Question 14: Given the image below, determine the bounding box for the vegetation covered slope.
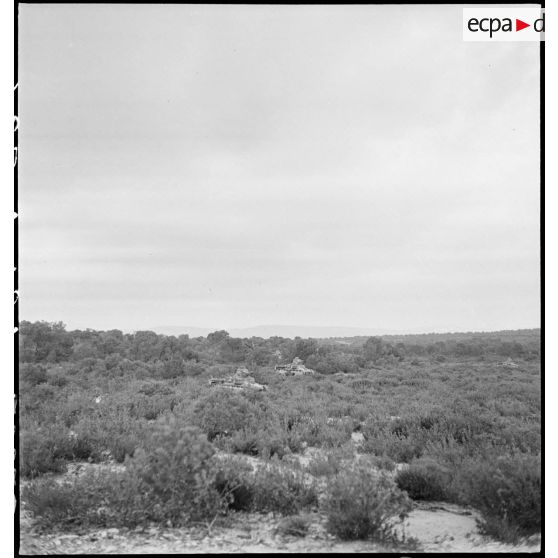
[18,321,541,543]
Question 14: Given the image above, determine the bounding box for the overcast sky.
[19,4,540,334]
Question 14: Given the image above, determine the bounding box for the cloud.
[19,5,540,332]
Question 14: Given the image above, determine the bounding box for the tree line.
[19,321,540,378]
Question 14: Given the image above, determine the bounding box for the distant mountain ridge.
[150,324,405,339]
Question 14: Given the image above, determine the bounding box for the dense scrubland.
[19,321,541,546]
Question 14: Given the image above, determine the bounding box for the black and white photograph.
[15,3,543,554]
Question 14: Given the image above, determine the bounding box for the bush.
[47,370,69,387]
[275,515,311,537]
[69,432,96,460]
[361,434,424,463]
[22,465,148,528]
[257,434,292,459]
[288,417,352,450]
[191,390,266,441]
[137,381,174,396]
[456,454,541,541]
[184,360,206,377]
[107,434,138,463]
[322,464,412,542]
[219,427,291,459]
[318,425,353,448]
[214,457,318,515]
[20,427,73,478]
[367,455,397,472]
[124,418,226,524]
[22,477,99,526]
[223,430,260,456]
[20,363,48,386]
[128,393,177,420]
[249,464,318,514]
[213,456,255,511]
[395,458,451,501]
[23,418,228,528]
[306,451,344,478]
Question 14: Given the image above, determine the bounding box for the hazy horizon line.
[19,318,541,338]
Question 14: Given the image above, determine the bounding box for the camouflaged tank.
[274,357,316,376]
[208,366,267,391]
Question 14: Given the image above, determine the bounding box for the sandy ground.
[18,457,541,554]
[18,506,541,554]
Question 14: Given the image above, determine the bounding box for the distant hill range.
[150,324,406,339]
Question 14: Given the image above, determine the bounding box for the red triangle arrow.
[516,19,530,31]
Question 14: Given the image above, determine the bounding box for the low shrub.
[367,455,397,472]
[361,434,424,463]
[23,418,228,528]
[213,456,255,511]
[22,477,100,526]
[191,390,267,441]
[322,464,412,542]
[124,418,226,524]
[183,360,206,377]
[214,426,294,459]
[107,434,138,463]
[395,458,451,501]
[231,429,292,459]
[214,457,317,515]
[69,432,96,460]
[247,464,318,515]
[319,425,353,448]
[47,371,69,388]
[290,419,352,450]
[137,381,174,396]
[20,415,139,478]
[20,427,73,478]
[285,432,306,454]
[69,416,133,463]
[128,393,178,420]
[222,431,260,456]
[455,454,541,541]
[306,452,344,478]
[275,514,311,537]
[20,363,48,387]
